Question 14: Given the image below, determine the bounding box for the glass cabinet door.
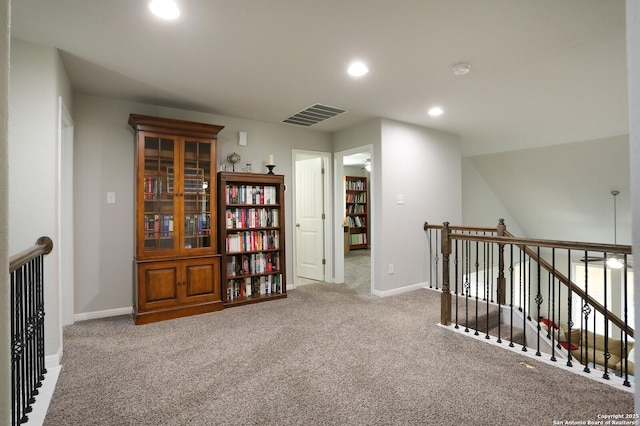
[142,135,176,253]
[182,139,212,251]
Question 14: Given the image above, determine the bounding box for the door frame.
[334,145,374,292]
[291,149,333,286]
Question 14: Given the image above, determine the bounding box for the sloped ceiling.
[470,135,631,244]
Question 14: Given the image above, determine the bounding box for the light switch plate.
[107,192,116,204]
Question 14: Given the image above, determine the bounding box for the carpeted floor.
[344,248,370,294]
[44,271,633,425]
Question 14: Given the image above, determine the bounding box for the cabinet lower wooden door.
[183,258,220,303]
[134,256,222,324]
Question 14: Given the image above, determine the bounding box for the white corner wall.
[9,39,73,360]
[626,0,640,415]
[72,94,332,316]
[379,119,461,292]
[333,118,462,293]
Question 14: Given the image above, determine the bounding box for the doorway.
[335,146,373,294]
[293,150,332,286]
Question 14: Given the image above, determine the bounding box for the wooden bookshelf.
[130,114,224,324]
[345,176,368,250]
[218,172,287,307]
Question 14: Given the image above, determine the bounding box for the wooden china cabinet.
[129,114,224,324]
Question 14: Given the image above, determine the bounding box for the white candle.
[267,154,274,165]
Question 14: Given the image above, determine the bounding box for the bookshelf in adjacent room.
[345,175,368,250]
[218,172,287,307]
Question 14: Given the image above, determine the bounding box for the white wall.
[9,39,73,359]
[0,0,10,421]
[462,158,525,236]
[379,119,461,292]
[72,94,332,315]
[626,0,640,415]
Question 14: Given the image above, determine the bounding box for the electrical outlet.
[389,263,394,274]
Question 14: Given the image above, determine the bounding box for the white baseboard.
[74,306,133,322]
[371,281,429,297]
[29,364,62,426]
[45,347,62,369]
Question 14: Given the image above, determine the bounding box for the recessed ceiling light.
[428,106,444,117]
[452,63,471,76]
[347,61,369,77]
[149,0,180,20]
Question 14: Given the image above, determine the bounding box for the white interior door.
[295,157,325,281]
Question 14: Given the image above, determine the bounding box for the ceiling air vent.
[282,103,347,127]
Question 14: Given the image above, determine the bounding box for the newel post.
[441,221,452,325]
[496,218,506,305]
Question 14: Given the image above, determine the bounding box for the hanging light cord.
[611,190,619,244]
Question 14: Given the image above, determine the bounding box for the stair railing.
[425,220,634,387]
[9,237,53,425]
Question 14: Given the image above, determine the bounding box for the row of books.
[225,208,279,229]
[144,214,173,238]
[225,184,278,205]
[227,252,280,276]
[346,216,366,228]
[226,274,283,300]
[346,204,366,214]
[346,193,366,203]
[346,180,366,191]
[143,214,211,239]
[350,233,367,245]
[144,175,208,197]
[144,176,165,199]
[225,230,279,253]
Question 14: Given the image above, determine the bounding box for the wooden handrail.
[446,233,632,255]
[424,221,498,233]
[9,236,54,273]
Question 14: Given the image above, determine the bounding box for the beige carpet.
[44,282,632,425]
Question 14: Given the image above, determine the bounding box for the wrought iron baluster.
[474,240,479,336]
[550,248,556,362]
[528,255,532,321]
[428,228,433,289]
[454,239,459,329]
[535,247,543,357]
[622,255,630,386]
[583,252,591,373]
[521,246,528,352]
[602,253,610,380]
[484,241,490,339]
[464,240,470,333]
[566,249,574,367]
[435,230,440,290]
[509,244,514,347]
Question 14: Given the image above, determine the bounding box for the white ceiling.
[10,0,628,157]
